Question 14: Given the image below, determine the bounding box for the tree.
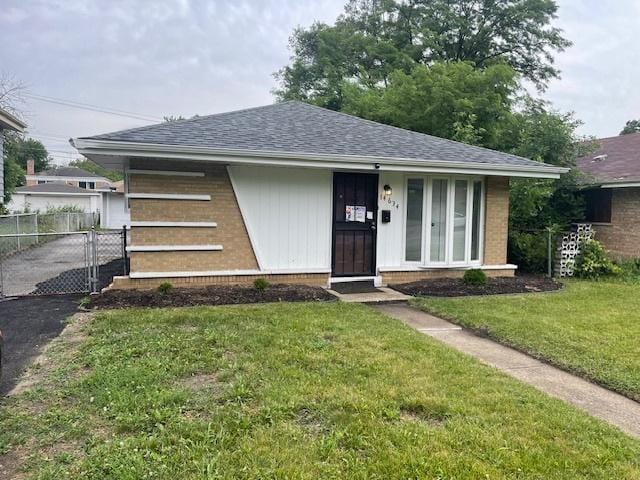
[275,0,570,108]
[163,115,186,122]
[3,134,52,206]
[341,61,518,149]
[620,119,640,135]
[502,99,596,271]
[69,158,123,182]
[3,134,50,173]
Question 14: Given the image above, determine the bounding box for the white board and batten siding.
[228,166,332,271]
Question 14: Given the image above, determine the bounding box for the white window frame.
[403,175,485,268]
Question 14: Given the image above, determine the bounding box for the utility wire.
[23,93,162,122]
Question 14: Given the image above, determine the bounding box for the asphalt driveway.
[0,295,79,395]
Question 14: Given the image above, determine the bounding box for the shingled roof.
[78,101,559,172]
[36,167,103,178]
[577,133,640,186]
[15,183,100,195]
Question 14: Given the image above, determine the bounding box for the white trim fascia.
[127,169,205,177]
[128,267,332,279]
[72,138,567,179]
[18,191,101,197]
[127,193,211,201]
[601,182,640,188]
[26,175,110,183]
[378,264,517,272]
[130,221,217,228]
[127,244,223,252]
[0,110,27,131]
[226,166,265,270]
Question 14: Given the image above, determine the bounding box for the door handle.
[371,223,376,231]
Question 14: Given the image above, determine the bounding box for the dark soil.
[0,295,80,395]
[32,258,127,295]
[90,284,337,309]
[390,274,561,297]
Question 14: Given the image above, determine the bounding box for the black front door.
[332,172,378,276]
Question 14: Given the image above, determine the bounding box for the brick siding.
[593,187,640,260]
[381,268,515,285]
[483,176,510,265]
[128,159,258,273]
[110,273,330,290]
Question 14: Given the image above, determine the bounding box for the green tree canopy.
[4,133,50,173]
[276,0,570,108]
[620,119,640,135]
[69,158,123,182]
[341,61,518,148]
[2,134,51,207]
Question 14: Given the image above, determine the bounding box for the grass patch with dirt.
[413,279,640,401]
[1,302,640,478]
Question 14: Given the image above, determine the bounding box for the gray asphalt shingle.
[82,101,553,170]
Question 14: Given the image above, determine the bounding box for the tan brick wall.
[483,176,510,265]
[381,268,515,285]
[128,159,258,273]
[593,187,640,260]
[110,273,330,290]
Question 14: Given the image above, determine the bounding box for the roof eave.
[71,138,568,179]
[0,109,27,132]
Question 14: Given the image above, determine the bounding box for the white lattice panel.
[558,224,594,277]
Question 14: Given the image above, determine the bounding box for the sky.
[1,0,638,165]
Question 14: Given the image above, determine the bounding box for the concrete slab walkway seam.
[374,303,640,439]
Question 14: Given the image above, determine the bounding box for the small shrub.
[463,269,487,286]
[574,239,621,279]
[78,296,91,309]
[157,282,173,294]
[612,258,640,282]
[253,278,269,292]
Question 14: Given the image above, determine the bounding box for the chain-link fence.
[0,228,125,297]
[0,212,99,258]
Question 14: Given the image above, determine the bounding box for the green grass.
[413,280,640,401]
[1,302,640,479]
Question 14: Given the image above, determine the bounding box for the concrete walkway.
[327,286,411,303]
[375,303,640,439]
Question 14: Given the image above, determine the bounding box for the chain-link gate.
[0,229,126,297]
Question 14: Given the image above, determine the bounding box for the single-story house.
[100,180,129,230]
[71,101,566,289]
[9,164,130,230]
[577,132,640,259]
[9,183,103,213]
[0,108,27,202]
[25,164,111,190]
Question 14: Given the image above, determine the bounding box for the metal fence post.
[67,212,71,232]
[122,225,129,275]
[16,215,20,251]
[547,228,553,278]
[90,227,99,293]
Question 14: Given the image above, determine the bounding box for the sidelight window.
[405,179,424,261]
[404,177,484,266]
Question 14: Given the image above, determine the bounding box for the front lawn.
[1,302,639,478]
[414,280,640,401]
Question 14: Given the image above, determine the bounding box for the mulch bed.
[90,284,337,309]
[390,274,561,297]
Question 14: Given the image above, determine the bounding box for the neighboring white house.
[9,183,102,213]
[8,165,130,229]
[0,107,27,202]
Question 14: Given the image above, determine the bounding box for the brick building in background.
[578,133,640,260]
